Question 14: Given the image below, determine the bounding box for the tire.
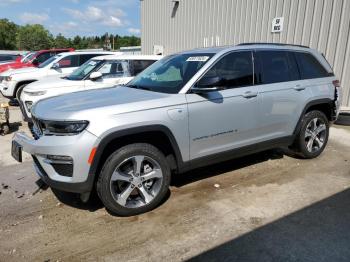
[292,110,329,159]
[97,143,171,216]
[15,84,27,102]
[335,112,350,126]
[1,123,10,135]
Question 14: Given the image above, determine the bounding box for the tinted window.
[295,52,330,79]
[97,60,130,78]
[36,52,51,64]
[79,54,100,65]
[57,55,79,68]
[258,51,299,84]
[131,60,157,76]
[203,51,254,88]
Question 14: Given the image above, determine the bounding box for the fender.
[293,98,335,135]
[88,125,186,180]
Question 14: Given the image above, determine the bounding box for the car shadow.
[171,148,285,187]
[187,188,350,262]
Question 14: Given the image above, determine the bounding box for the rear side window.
[131,60,157,76]
[204,51,254,88]
[79,54,100,65]
[58,55,79,68]
[294,52,330,79]
[257,51,299,84]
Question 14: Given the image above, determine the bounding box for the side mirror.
[51,63,59,70]
[89,71,102,80]
[192,76,223,93]
[32,58,39,66]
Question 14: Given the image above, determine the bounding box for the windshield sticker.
[186,56,210,62]
[150,73,157,81]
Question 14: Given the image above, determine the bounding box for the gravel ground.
[0,96,350,262]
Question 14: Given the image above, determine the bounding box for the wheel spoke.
[142,168,162,181]
[315,124,326,135]
[305,129,313,138]
[312,118,318,131]
[307,138,314,152]
[117,184,134,206]
[314,136,324,148]
[111,170,130,182]
[132,155,144,176]
[138,185,153,204]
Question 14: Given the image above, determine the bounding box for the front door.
[186,51,261,160]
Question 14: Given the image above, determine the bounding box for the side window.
[36,52,51,64]
[203,51,254,88]
[131,60,157,76]
[258,51,299,84]
[58,55,79,68]
[79,54,98,65]
[295,52,330,79]
[97,60,130,78]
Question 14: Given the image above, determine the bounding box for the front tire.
[293,110,329,159]
[97,143,171,216]
[15,84,27,102]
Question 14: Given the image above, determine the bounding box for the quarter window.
[294,52,330,79]
[258,51,299,84]
[203,51,254,88]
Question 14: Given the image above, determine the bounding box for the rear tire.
[292,110,329,159]
[97,143,171,216]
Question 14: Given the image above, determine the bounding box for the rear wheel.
[97,143,171,216]
[292,110,329,159]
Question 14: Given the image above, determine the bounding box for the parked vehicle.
[0,54,21,63]
[0,48,74,73]
[0,51,115,100]
[12,44,341,216]
[20,55,162,121]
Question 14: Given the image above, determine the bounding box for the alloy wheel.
[304,117,327,153]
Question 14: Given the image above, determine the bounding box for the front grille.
[31,116,43,139]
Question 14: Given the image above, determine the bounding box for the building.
[141,0,350,108]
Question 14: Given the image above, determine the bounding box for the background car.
[0,48,74,73]
[0,51,116,100]
[20,54,162,121]
[0,53,22,63]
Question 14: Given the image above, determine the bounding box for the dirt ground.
[1,97,350,262]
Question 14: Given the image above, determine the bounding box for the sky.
[0,0,141,37]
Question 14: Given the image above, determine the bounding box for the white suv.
[20,55,162,121]
[0,51,116,100]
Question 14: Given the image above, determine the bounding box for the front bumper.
[12,131,100,193]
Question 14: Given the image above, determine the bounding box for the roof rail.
[238,42,310,48]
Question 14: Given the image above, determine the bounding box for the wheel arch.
[88,125,185,188]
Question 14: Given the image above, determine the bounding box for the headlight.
[23,90,46,96]
[40,120,89,135]
[4,76,12,81]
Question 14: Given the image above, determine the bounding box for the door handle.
[242,91,258,98]
[294,85,305,91]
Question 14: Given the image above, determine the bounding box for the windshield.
[66,59,103,81]
[126,53,214,94]
[21,52,36,63]
[38,55,59,68]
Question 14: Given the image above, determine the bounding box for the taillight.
[332,80,340,88]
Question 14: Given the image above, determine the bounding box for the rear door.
[255,50,306,140]
[186,50,261,160]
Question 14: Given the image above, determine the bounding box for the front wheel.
[97,143,171,216]
[15,84,27,102]
[292,110,329,159]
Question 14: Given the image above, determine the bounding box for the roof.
[57,51,117,57]
[93,54,163,61]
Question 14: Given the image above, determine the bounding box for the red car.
[0,48,74,73]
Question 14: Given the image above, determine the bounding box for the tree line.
[0,19,141,51]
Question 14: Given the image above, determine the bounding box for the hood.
[32,86,172,120]
[24,76,74,91]
[6,67,40,76]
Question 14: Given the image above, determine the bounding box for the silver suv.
[12,44,341,216]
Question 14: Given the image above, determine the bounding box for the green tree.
[54,33,70,48]
[0,19,18,50]
[16,24,53,50]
